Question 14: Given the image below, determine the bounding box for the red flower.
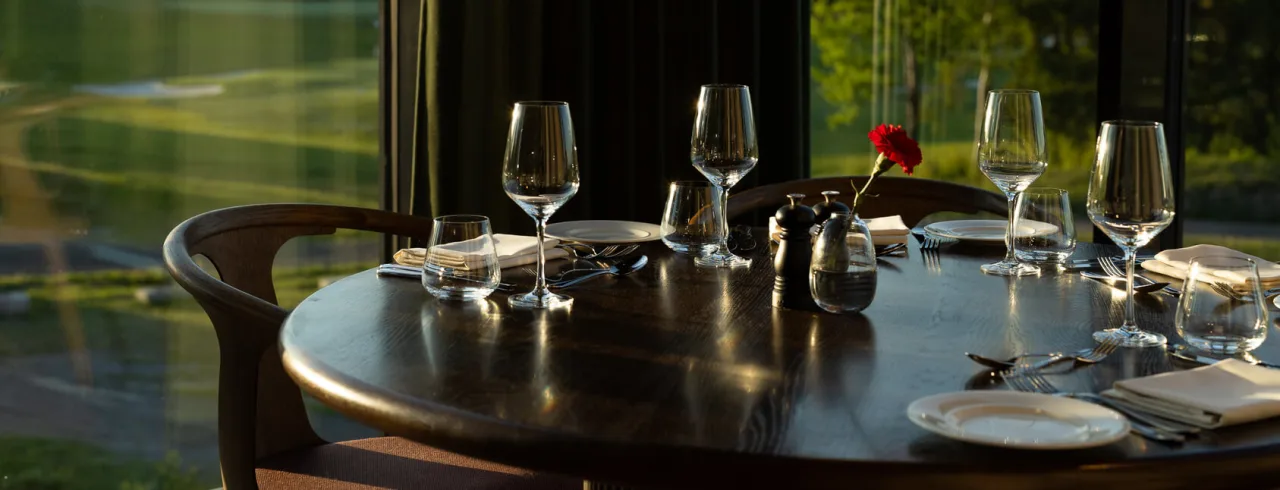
[867,124,923,175]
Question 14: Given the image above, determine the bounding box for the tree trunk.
[904,36,919,137]
[972,6,993,161]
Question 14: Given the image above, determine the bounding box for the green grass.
[0,437,202,490]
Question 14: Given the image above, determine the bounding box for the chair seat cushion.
[256,436,580,489]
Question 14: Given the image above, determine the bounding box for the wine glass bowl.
[1087,120,1176,347]
[502,101,580,309]
[691,84,759,268]
[977,89,1048,277]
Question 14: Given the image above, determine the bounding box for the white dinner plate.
[545,220,663,243]
[924,219,1058,243]
[906,391,1129,450]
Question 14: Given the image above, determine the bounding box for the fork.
[1099,256,1181,296]
[1001,363,1187,442]
[1019,337,1121,372]
[556,243,638,260]
[527,244,642,279]
[911,227,955,250]
[1208,281,1255,302]
[1006,364,1195,439]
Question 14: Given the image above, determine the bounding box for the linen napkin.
[768,215,911,246]
[1102,359,1280,428]
[394,234,570,270]
[1140,244,1280,289]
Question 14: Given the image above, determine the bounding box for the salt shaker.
[773,193,818,310]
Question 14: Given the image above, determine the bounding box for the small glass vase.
[810,212,877,314]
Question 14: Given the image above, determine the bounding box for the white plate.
[906,391,1129,450]
[924,219,1059,243]
[545,220,663,243]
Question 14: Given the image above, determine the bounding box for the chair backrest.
[162,204,434,490]
[726,176,1007,226]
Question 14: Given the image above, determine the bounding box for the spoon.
[1079,271,1170,294]
[550,255,649,289]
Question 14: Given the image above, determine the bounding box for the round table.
[280,236,1280,489]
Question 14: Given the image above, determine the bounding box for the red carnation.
[867,124,923,175]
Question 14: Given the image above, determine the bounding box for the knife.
[1166,344,1280,369]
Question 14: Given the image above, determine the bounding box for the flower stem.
[851,153,888,215]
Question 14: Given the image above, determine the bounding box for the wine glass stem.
[1121,248,1138,332]
[715,183,731,255]
[534,216,549,293]
[1003,193,1019,263]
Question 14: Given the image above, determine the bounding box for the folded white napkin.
[1140,244,1280,288]
[768,215,910,246]
[1102,359,1280,428]
[394,234,570,270]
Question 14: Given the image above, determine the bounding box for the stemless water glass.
[1014,187,1076,264]
[691,84,759,268]
[978,89,1048,277]
[421,215,500,301]
[502,101,580,309]
[661,180,721,255]
[1175,256,1268,354]
[1088,120,1176,347]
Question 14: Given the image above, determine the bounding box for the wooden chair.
[163,204,578,490]
[726,176,1007,226]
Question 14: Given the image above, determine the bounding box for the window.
[0,0,380,486]
[1182,0,1280,258]
[810,0,1098,230]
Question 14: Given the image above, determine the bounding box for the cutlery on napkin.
[1102,359,1280,428]
[769,215,911,246]
[1140,244,1280,290]
[394,234,571,270]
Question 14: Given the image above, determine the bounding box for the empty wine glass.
[1088,120,1176,347]
[978,89,1048,277]
[502,101,580,309]
[691,84,758,268]
[1176,256,1267,354]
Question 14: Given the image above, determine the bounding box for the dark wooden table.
[280,236,1280,489]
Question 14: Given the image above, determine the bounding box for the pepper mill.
[773,193,818,310]
[811,190,850,225]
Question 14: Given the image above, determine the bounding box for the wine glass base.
[509,290,573,309]
[980,260,1041,277]
[694,252,752,268]
[1093,328,1166,348]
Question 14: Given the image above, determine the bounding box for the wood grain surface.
[280,234,1280,489]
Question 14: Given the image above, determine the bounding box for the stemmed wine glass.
[978,89,1048,277]
[502,101,580,309]
[691,84,759,268]
[1088,120,1175,347]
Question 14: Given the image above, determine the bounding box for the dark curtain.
[404,0,810,233]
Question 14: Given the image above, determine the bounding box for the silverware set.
[379,242,648,290]
[1095,256,1181,296]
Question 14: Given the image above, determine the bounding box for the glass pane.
[810,0,1098,228]
[0,0,380,486]
[1184,0,1280,258]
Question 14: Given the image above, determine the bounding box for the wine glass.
[977,89,1048,277]
[502,101,580,309]
[1088,120,1176,347]
[691,84,758,268]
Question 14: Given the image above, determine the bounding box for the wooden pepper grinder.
[773,193,818,310]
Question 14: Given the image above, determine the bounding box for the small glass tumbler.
[421,215,501,301]
[1175,256,1268,354]
[660,181,721,255]
[1014,187,1075,264]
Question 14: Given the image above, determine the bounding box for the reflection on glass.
[0,1,380,485]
